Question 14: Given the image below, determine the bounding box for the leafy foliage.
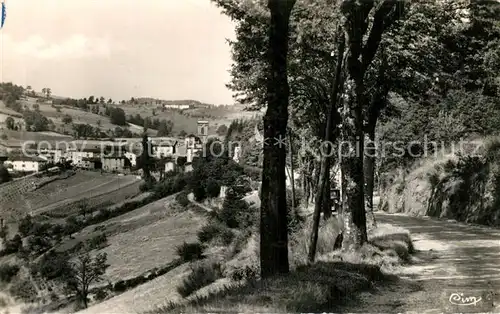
[176,242,205,262]
[0,264,20,283]
[177,260,223,297]
[64,252,109,308]
[109,107,127,126]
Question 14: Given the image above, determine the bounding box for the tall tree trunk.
[338,0,407,249]
[340,6,369,249]
[322,169,332,220]
[364,127,377,229]
[260,0,296,278]
[307,28,345,263]
[340,80,367,250]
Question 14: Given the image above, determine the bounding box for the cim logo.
[443,289,495,313]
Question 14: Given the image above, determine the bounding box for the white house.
[38,148,65,164]
[165,160,175,173]
[153,140,177,159]
[68,147,102,166]
[5,156,47,172]
[185,135,202,163]
[163,104,192,110]
[124,152,138,167]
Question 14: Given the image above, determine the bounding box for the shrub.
[172,174,188,191]
[86,233,108,250]
[197,224,224,243]
[220,228,235,245]
[176,260,223,297]
[176,242,204,262]
[175,191,190,207]
[2,234,23,255]
[113,280,127,292]
[18,215,34,237]
[229,265,258,281]
[9,279,37,302]
[64,216,82,235]
[32,251,70,280]
[192,184,207,202]
[205,178,221,198]
[218,186,256,229]
[139,180,155,192]
[0,264,20,283]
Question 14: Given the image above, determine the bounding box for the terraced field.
[0,172,141,217]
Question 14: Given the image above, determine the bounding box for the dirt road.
[349,212,500,313]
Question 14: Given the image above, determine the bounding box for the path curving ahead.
[349,212,500,313]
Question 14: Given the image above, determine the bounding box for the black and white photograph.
[0,0,499,313]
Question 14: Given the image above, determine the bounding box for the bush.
[192,184,207,202]
[229,265,258,281]
[205,178,221,198]
[1,234,23,255]
[218,186,256,229]
[176,260,223,297]
[94,286,110,301]
[220,228,235,245]
[113,280,127,292]
[18,215,34,237]
[9,279,37,302]
[32,251,70,280]
[176,242,204,262]
[175,191,190,207]
[139,180,155,192]
[197,224,224,243]
[172,174,188,191]
[0,264,20,283]
[86,233,108,250]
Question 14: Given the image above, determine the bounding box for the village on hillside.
[0,119,241,176]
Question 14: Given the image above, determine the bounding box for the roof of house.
[103,155,126,159]
[154,140,178,147]
[79,148,103,153]
[7,155,47,162]
[82,157,101,162]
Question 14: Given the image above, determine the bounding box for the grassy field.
[0,100,23,117]
[0,129,72,142]
[54,194,206,283]
[37,103,118,132]
[0,172,140,216]
[76,264,191,314]
[2,96,260,138]
[119,103,258,135]
[73,212,414,314]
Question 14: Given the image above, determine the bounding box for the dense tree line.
[214,0,500,277]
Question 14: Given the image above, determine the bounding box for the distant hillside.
[2,81,261,138]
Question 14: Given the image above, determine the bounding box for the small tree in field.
[64,251,109,309]
[77,199,91,218]
[62,114,73,124]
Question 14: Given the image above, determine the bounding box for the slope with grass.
[0,171,140,218]
[120,103,258,135]
[0,129,72,142]
[37,103,117,132]
[54,194,207,282]
[74,203,414,314]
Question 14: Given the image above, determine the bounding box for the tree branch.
[362,0,406,73]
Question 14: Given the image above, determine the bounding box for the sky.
[0,0,236,105]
